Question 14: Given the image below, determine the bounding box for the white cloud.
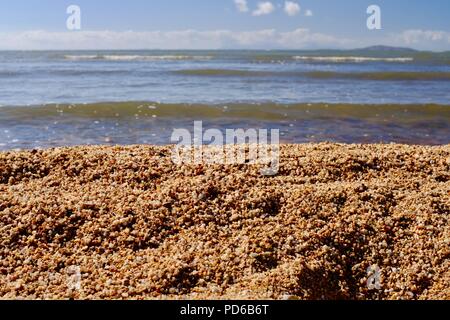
[252,2,275,16]
[305,10,313,17]
[278,28,352,47]
[396,29,450,44]
[382,29,450,51]
[284,1,300,17]
[234,0,249,13]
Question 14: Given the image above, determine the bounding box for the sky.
[0,0,449,50]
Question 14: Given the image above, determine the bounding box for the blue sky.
[0,0,449,50]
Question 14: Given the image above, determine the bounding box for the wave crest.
[64,55,213,61]
[293,56,414,63]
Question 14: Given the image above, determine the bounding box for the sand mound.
[0,144,449,300]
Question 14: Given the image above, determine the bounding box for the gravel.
[0,143,448,300]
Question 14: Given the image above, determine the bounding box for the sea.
[0,49,449,150]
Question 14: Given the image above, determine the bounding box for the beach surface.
[0,143,449,300]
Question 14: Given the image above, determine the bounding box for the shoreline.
[1,102,449,150]
[0,143,449,299]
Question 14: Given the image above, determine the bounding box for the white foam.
[64,55,99,60]
[293,56,414,63]
[64,55,213,61]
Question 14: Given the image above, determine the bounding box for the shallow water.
[0,50,449,149]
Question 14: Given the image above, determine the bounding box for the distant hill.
[361,45,418,52]
[296,45,420,56]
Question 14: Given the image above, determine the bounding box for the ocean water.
[0,50,449,150]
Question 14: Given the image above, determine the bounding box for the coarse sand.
[0,143,449,300]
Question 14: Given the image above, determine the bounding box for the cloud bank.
[0,29,448,51]
[382,29,450,51]
[395,29,450,45]
[0,29,350,50]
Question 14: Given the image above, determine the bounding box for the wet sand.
[0,143,449,300]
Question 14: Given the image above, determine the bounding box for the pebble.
[0,143,448,300]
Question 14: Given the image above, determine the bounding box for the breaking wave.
[64,55,213,61]
[293,56,414,63]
